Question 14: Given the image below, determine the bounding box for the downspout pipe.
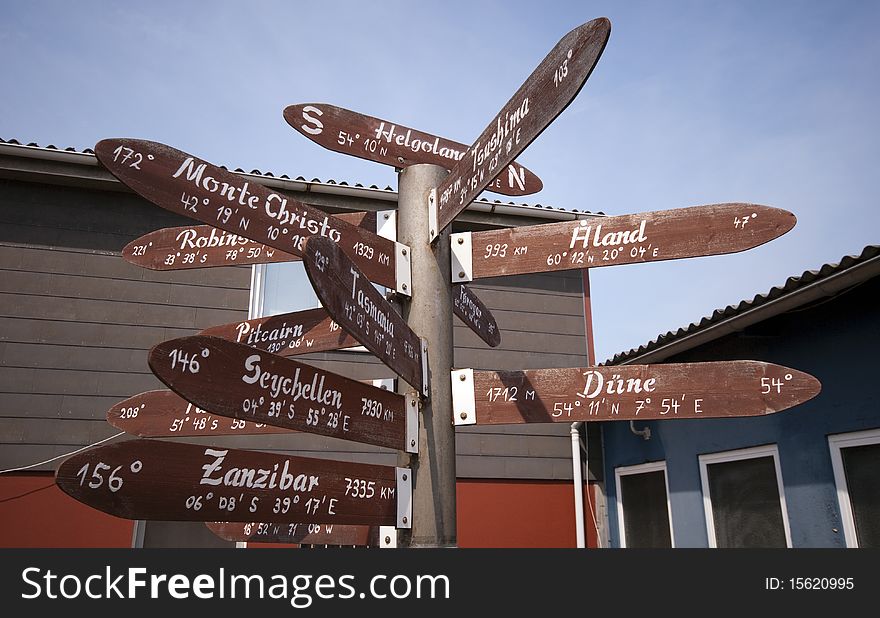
[571,421,585,548]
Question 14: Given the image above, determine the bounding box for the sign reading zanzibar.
[284,103,542,197]
[206,521,381,546]
[431,17,611,240]
[452,203,797,281]
[55,440,410,527]
[123,211,376,270]
[303,237,427,396]
[452,362,821,426]
[148,335,415,452]
[94,139,406,291]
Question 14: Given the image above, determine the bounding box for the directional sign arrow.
[200,307,359,357]
[55,439,412,527]
[205,521,381,546]
[451,203,797,281]
[303,236,428,397]
[284,103,543,197]
[122,210,377,271]
[430,17,611,240]
[94,138,408,292]
[106,389,295,438]
[451,361,821,425]
[148,335,417,453]
[453,284,501,347]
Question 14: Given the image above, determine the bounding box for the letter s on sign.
[301,106,324,136]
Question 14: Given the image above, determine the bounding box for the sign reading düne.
[56,440,401,525]
[206,521,379,546]
[454,361,821,425]
[200,307,358,357]
[453,284,501,347]
[148,335,407,451]
[432,17,611,239]
[123,211,375,271]
[284,103,542,197]
[456,203,797,281]
[94,138,399,288]
[303,237,425,395]
[107,389,294,438]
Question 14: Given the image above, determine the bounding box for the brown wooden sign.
[452,361,821,426]
[452,203,797,281]
[453,284,501,347]
[431,17,611,240]
[94,138,404,290]
[148,335,415,452]
[106,389,294,438]
[303,236,427,396]
[123,211,375,271]
[200,307,358,356]
[55,439,410,526]
[284,103,542,197]
[206,521,380,546]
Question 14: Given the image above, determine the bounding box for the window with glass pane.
[618,467,673,548]
[705,455,787,548]
[840,442,880,547]
[258,262,319,317]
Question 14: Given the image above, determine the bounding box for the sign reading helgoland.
[303,236,427,397]
[206,521,381,546]
[148,335,416,453]
[123,211,377,270]
[430,17,611,240]
[56,440,411,527]
[95,139,408,292]
[451,203,797,281]
[284,103,542,197]
[452,361,821,426]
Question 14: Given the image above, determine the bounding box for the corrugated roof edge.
[0,137,603,218]
[606,245,880,365]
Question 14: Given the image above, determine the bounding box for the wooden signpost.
[106,389,294,438]
[206,521,382,546]
[56,439,411,526]
[303,236,427,396]
[200,307,358,356]
[451,362,821,426]
[451,203,797,281]
[430,17,611,241]
[94,138,410,293]
[453,284,501,347]
[122,210,379,270]
[148,335,418,453]
[284,103,543,197]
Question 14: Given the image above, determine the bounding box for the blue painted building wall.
[602,277,879,548]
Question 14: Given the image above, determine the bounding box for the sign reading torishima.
[55,440,411,527]
[452,284,501,347]
[452,361,821,425]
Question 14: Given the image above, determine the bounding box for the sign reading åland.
[452,203,797,281]
[106,389,294,438]
[123,211,376,270]
[94,139,406,291]
[453,284,501,347]
[200,307,358,357]
[284,103,543,197]
[206,521,380,546]
[431,17,611,240]
[303,236,427,396]
[148,335,415,452]
[56,440,410,526]
[452,362,821,425]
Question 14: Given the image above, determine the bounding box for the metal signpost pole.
[396,164,456,548]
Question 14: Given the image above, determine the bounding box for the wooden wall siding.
[0,176,587,481]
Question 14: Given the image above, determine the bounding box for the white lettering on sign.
[199,448,319,492]
[300,105,324,135]
[373,122,465,163]
[175,227,251,251]
[241,354,343,409]
[350,267,395,338]
[235,320,305,345]
[578,370,656,399]
[569,219,648,250]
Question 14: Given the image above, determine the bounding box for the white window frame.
[699,444,792,548]
[828,428,880,548]
[615,461,675,548]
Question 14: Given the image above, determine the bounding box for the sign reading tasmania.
[148,335,416,453]
[95,139,406,291]
[56,440,411,527]
[452,361,821,425]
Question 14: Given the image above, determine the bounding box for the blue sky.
[2,1,878,362]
